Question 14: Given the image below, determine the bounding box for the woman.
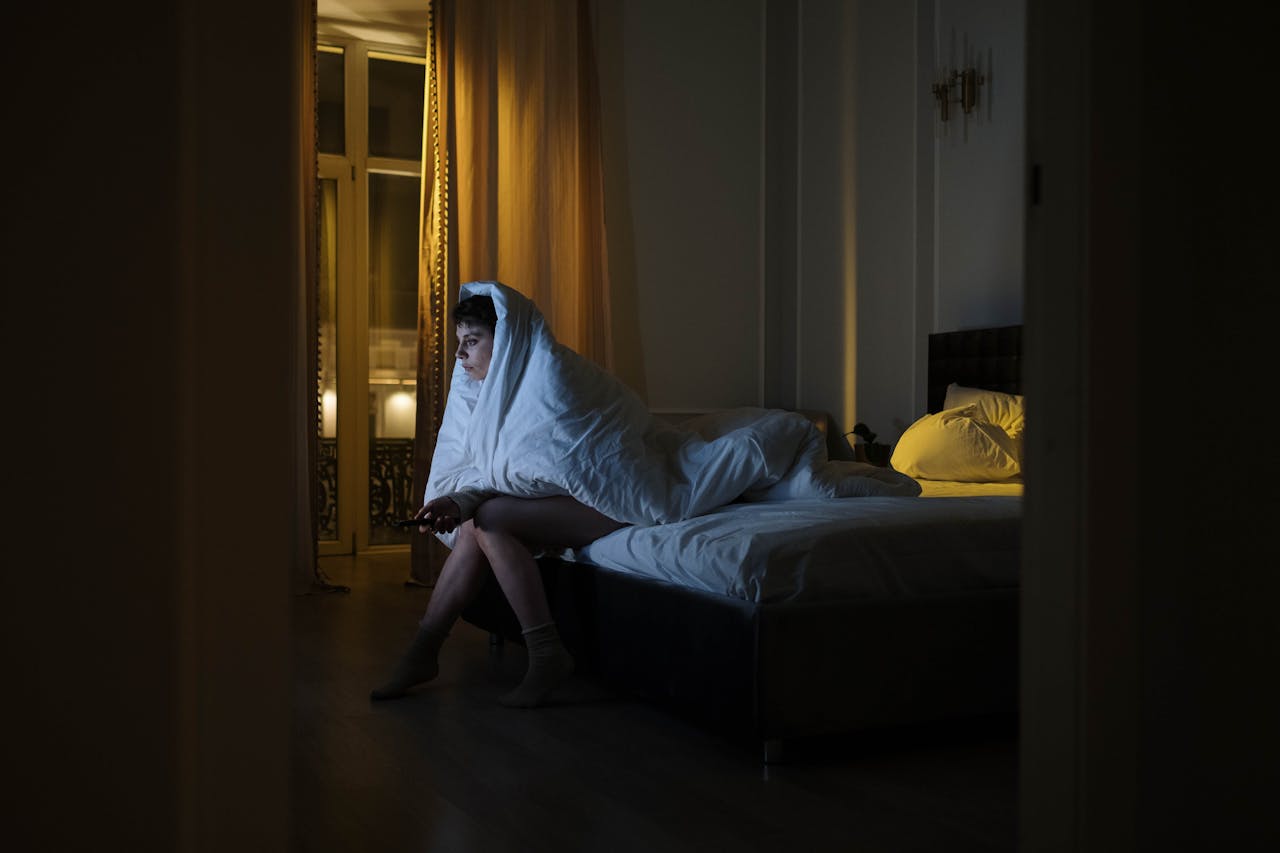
[371,293,626,707]
[372,281,920,707]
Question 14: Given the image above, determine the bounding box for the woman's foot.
[370,627,447,701]
[499,622,574,708]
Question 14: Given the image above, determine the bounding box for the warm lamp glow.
[384,390,416,437]
[322,389,337,438]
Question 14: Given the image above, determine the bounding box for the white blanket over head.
[426,282,920,544]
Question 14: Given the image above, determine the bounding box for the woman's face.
[455,322,494,380]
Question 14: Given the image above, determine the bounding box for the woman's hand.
[416,496,462,534]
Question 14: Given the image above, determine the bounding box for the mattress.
[571,491,1020,604]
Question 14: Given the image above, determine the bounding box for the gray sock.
[370,625,448,701]
[499,621,574,708]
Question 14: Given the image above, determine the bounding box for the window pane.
[318,49,345,155]
[368,173,421,544]
[318,178,340,541]
[368,56,424,159]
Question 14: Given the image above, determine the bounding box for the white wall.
[849,0,920,439]
[601,0,1026,437]
[931,0,1026,333]
[596,0,766,412]
[794,0,861,429]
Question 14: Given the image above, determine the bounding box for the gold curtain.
[411,0,611,584]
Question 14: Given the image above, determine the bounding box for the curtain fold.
[301,0,344,593]
[411,0,612,585]
[294,0,322,594]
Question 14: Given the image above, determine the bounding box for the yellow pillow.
[943,383,1025,441]
[890,404,1022,482]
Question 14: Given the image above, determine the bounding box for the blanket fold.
[427,282,920,544]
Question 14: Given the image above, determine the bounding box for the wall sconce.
[931,67,985,122]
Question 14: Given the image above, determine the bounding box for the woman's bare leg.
[471,496,625,707]
[370,521,489,701]
[418,520,490,632]
[471,496,625,628]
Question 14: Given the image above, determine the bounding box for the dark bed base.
[462,557,1018,759]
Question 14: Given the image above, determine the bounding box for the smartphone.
[391,518,428,529]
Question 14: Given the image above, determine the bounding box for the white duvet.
[426,282,920,544]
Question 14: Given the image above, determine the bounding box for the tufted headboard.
[927,325,1023,413]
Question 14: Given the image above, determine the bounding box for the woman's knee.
[472,497,560,552]
[471,498,522,540]
[471,500,502,534]
[452,519,479,546]
[442,520,481,562]
[473,495,623,550]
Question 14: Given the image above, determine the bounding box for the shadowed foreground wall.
[3,1,302,848]
[1021,1,1279,848]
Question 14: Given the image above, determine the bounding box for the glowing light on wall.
[841,38,858,433]
[322,389,337,438]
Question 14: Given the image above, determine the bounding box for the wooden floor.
[293,553,1018,852]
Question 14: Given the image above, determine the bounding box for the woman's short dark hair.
[452,294,497,334]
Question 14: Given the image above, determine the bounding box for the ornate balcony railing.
[369,438,416,544]
[318,438,416,545]
[319,438,337,539]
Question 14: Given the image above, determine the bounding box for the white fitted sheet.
[572,492,1020,604]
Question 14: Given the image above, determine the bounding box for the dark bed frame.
[461,325,1023,762]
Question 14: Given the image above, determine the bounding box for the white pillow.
[943,383,1025,441]
[890,404,1022,482]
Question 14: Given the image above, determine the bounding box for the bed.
[461,324,1023,762]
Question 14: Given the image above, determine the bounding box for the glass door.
[364,51,426,547]
[366,171,421,546]
[316,38,425,554]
